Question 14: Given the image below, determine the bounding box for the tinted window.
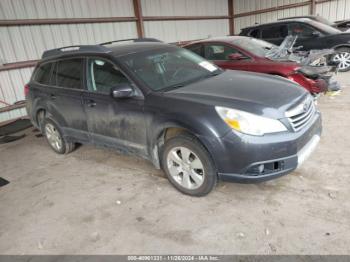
[34,63,53,85]
[87,59,130,93]
[250,29,260,38]
[186,44,203,56]
[204,44,241,60]
[54,58,83,89]
[262,25,288,38]
[289,23,316,37]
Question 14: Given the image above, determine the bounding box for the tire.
[161,133,217,196]
[43,118,75,154]
[332,47,350,72]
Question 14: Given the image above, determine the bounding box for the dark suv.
[26,39,322,196]
[240,18,350,71]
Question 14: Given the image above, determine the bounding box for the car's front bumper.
[200,112,322,183]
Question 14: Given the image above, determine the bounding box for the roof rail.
[99,38,163,45]
[42,45,111,59]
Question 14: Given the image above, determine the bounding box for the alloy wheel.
[333,52,350,71]
[166,146,205,190]
[45,123,63,151]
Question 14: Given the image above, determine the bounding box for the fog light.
[257,164,264,173]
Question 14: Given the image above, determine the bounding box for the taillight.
[24,84,30,96]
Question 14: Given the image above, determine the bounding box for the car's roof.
[40,42,176,63]
[109,42,175,57]
[279,15,318,20]
[242,18,313,30]
[189,36,250,44]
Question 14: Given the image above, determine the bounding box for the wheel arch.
[150,123,217,171]
[332,44,350,50]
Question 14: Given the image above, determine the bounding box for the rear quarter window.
[33,63,53,85]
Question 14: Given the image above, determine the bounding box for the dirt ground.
[0,72,349,255]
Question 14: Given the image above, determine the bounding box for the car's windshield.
[232,38,276,57]
[119,47,222,91]
[308,20,341,34]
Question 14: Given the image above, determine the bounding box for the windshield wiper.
[161,70,223,92]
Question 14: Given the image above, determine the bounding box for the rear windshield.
[232,38,276,57]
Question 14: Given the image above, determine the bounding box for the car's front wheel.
[43,118,75,154]
[332,47,350,72]
[161,133,217,196]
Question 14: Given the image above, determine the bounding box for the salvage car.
[183,36,338,94]
[26,39,322,196]
[279,15,350,32]
[239,18,350,71]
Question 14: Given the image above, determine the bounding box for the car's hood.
[166,70,308,119]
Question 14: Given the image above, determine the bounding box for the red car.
[183,36,330,94]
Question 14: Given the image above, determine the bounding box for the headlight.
[215,107,287,136]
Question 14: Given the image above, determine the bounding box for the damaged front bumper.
[297,66,341,92]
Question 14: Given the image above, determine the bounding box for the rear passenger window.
[34,63,53,85]
[262,25,288,38]
[54,58,83,89]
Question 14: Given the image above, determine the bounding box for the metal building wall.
[316,0,350,22]
[142,0,229,42]
[233,0,310,34]
[0,0,137,122]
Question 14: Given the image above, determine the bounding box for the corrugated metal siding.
[316,0,350,22]
[0,67,32,122]
[141,0,228,16]
[0,0,138,122]
[144,20,229,42]
[233,0,309,34]
[0,0,134,19]
[1,22,138,63]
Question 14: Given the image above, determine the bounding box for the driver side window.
[289,23,318,37]
[87,58,130,94]
[204,44,242,61]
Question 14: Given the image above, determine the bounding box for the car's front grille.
[285,96,316,132]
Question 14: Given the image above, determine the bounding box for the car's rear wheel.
[43,118,75,154]
[161,133,217,196]
[332,47,350,72]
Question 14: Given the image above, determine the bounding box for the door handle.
[86,99,96,107]
[50,94,56,100]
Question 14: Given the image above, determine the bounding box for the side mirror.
[311,32,321,38]
[228,53,245,60]
[111,83,134,98]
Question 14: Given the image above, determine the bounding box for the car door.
[288,22,323,50]
[48,58,89,142]
[82,57,148,156]
[261,24,288,45]
[203,43,253,71]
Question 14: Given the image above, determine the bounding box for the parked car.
[183,36,335,94]
[26,39,322,196]
[239,18,350,71]
[279,15,350,32]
